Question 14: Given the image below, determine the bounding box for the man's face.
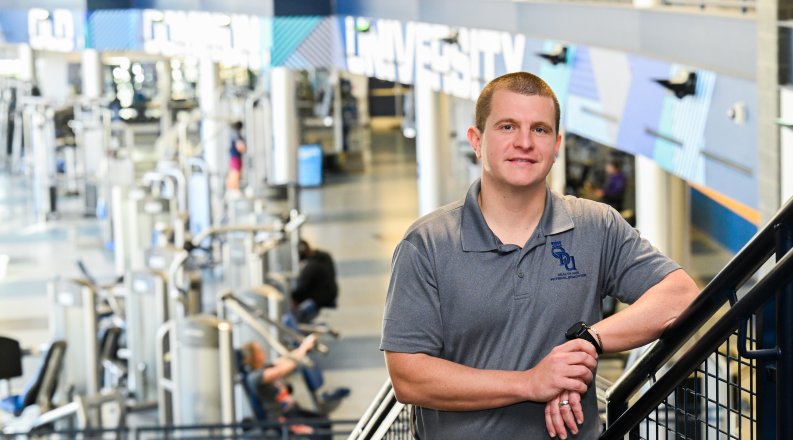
[468,90,561,192]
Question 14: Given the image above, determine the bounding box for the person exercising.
[240,336,330,439]
[227,121,246,191]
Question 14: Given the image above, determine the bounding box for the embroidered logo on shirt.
[551,241,577,271]
[550,241,587,281]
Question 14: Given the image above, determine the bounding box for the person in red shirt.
[226,121,246,191]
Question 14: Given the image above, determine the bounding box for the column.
[156,60,172,134]
[783,136,793,205]
[332,70,344,154]
[349,73,369,127]
[245,76,271,188]
[756,0,788,223]
[36,54,70,100]
[634,155,688,265]
[17,44,36,84]
[270,67,298,185]
[199,57,221,175]
[436,90,453,204]
[781,88,793,204]
[81,49,102,99]
[548,132,566,195]
[80,49,104,206]
[667,172,689,268]
[635,155,668,254]
[414,74,444,216]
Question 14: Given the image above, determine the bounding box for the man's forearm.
[264,357,299,383]
[386,352,532,411]
[593,269,700,353]
[385,340,597,411]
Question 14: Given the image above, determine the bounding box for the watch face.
[565,322,585,339]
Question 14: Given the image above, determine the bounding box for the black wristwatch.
[565,321,603,354]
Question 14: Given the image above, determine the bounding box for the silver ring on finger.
[559,400,570,407]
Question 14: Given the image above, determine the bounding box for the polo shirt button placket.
[517,272,524,278]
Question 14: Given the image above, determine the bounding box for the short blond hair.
[240,341,257,368]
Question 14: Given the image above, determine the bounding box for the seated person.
[239,335,330,438]
[291,240,338,322]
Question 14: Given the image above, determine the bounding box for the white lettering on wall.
[29,9,75,52]
[477,29,500,83]
[502,33,526,73]
[374,20,396,82]
[142,10,261,68]
[414,23,442,91]
[346,17,525,100]
[445,27,470,99]
[395,22,416,84]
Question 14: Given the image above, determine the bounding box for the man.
[291,240,339,322]
[381,72,699,439]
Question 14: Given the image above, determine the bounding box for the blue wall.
[690,187,757,254]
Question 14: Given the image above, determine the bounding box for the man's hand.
[289,424,314,435]
[384,339,596,411]
[526,339,597,402]
[300,333,318,352]
[288,333,318,365]
[545,391,583,439]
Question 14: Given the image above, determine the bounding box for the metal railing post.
[606,400,626,434]
[757,288,776,439]
[776,223,793,440]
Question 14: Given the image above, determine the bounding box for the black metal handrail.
[601,196,793,438]
[602,243,793,438]
[8,419,360,440]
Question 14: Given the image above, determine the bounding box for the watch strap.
[589,326,603,353]
[568,322,603,354]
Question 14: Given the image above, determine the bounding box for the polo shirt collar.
[541,189,575,237]
[460,180,575,252]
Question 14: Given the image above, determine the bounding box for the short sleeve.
[380,239,444,356]
[246,369,264,389]
[601,207,680,304]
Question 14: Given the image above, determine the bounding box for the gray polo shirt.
[381,180,679,439]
